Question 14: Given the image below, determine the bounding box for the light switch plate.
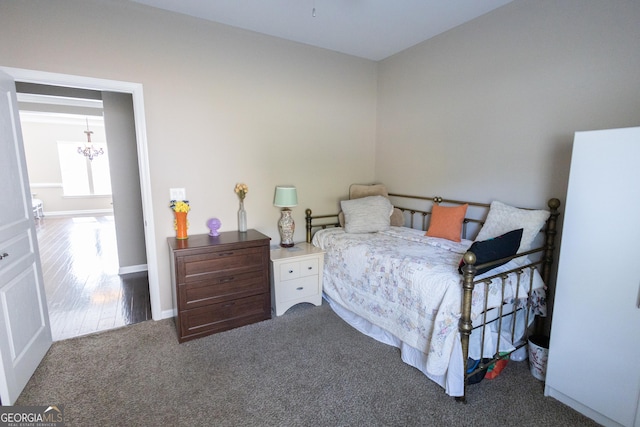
[170,188,186,201]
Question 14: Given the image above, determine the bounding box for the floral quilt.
[312,226,545,377]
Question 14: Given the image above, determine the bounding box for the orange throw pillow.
[426,204,468,242]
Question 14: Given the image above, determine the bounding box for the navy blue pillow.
[459,228,523,275]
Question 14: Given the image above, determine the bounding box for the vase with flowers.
[170,199,190,239]
[234,183,248,232]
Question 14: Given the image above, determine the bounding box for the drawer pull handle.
[220,277,235,283]
[218,252,234,257]
[223,302,235,308]
[288,270,294,274]
[0,253,8,260]
[296,287,304,291]
[307,267,313,270]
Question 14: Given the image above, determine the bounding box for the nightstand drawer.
[178,269,267,310]
[279,258,319,281]
[277,275,319,303]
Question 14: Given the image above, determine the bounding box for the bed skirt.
[323,293,466,397]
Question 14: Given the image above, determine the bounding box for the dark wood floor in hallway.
[35,215,151,341]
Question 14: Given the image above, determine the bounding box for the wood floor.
[35,214,151,341]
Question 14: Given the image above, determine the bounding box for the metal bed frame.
[305,193,561,401]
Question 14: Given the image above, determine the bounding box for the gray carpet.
[17,302,597,426]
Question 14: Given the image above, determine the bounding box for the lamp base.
[278,208,295,248]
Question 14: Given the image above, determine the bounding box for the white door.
[0,70,52,405]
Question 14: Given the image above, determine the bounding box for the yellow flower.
[170,200,190,213]
[234,183,248,200]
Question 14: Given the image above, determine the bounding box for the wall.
[377,0,640,205]
[376,0,640,326]
[102,92,147,272]
[0,0,377,315]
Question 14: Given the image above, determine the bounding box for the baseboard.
[161,308,176,320]
[544,385,625,427]
[41,209,114,217]
[118,264,148,275]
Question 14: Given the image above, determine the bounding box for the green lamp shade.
[273,186,298,207]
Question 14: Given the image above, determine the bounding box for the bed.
[305,184,560,401]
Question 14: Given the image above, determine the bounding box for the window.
[57,141,112,196]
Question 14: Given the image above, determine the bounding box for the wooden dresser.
[168,229,271,343]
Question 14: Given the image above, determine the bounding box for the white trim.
[162,308,177,320]
[41,209,114,217]
[29,183,63,188]
[19,111,105,126]
[119,264,148,275]
[59,195,113,199]
[17,92,103,109]
[0,66,161,322]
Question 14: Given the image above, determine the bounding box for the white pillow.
[475,201,550,253]
[340,196,393,234]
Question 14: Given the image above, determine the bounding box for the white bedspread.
[312,226,545,380]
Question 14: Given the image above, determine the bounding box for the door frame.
[0,66,161,321]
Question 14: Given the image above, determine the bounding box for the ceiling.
[130,0,514,61]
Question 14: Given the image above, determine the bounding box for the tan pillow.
[426,204,468,242]
[349,183,389,200]
[390,208,405,227]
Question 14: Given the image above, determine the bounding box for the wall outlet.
[170,188,186,201]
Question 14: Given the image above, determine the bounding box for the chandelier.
[77,118,104,161]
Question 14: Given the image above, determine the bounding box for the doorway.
[18,95,150,340]
[1,66,161,325]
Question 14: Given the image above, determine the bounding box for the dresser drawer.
[180,247,265,284]
[179,293,270,340]
[279,257,319,281]
[178,269,267,310]
[276,275,319,303]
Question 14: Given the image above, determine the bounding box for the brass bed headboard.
[304,193,561,284]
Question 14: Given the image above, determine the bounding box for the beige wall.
[0,0,377,315]
[376,0,640,327]
[377,0,640,208]
[102,91,148,270]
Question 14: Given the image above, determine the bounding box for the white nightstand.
[270,242,325,316]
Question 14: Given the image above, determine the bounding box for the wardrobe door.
[545,127,640,427]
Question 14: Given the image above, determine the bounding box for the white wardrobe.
[545,126,640,427]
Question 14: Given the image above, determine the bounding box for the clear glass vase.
[238,200,247,232]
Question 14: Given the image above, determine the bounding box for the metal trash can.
[527,335,549,381]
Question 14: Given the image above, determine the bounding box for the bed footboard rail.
[458,197,561,402]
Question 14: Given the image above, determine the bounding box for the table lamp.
[274,185,298,247]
